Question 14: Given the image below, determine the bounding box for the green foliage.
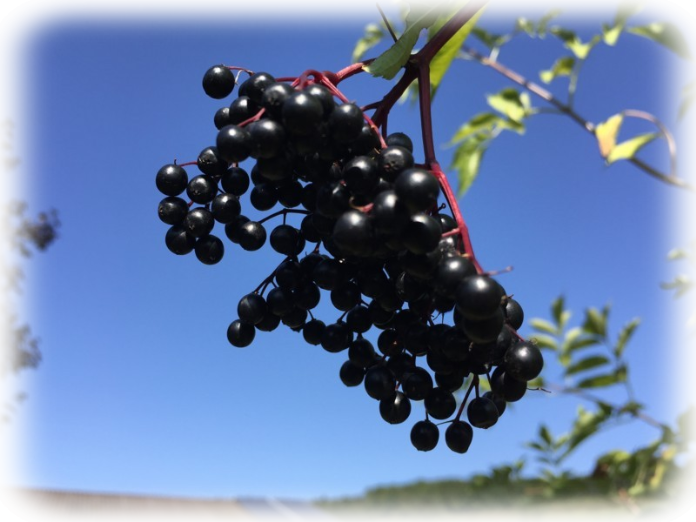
[628,22,691,59]
[364,5,440,79]
[352,24,385,63]
[539,56,575,84]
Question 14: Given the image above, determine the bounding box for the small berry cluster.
[155,64,543,453]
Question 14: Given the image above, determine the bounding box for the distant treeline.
[315,477,606,522]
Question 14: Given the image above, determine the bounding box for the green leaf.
[366,5,441,80]
[614,318,640,358]
[531,335,558,351]
[540,424,553,446]
[429,5,485,95]
[677,404,696,441]
[352,24,385,63]
[582,307,608,338]
[537,10,562,37]
[595,114,623,158]
[486,88,530,123]
[450,136,488,196]
[601,3,640,46]
[551,295,565,327]
[661,275,694,297]
[565,355,610,376]
[559,406,612,459]
[607,132,660,164]
[577,372,624,389]
[679,81,695,120]
[515,17,535,36]
[628,22,691,59]
[550,28,601,59]
[450,112,500,142]
[539,56,575,84]
[471,27,507,49]
[618,401,644,415]
[530,318,557,335]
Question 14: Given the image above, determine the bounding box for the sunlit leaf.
[451,136,488,196]
[530,335,558,351]
[486,88,530,123]
[614,317,640,358]
[429,4,485,95]
[595,114,623,158]
[366,5,441,80]
[607,132,659,164]
[515,17,534,36]
[582,307,608,338]
[530,318,557,335]
[540,424,553,446]
[537,10,562,37]
[352,24,386,63]
[539,56,575,83]
[550,28,601,59]
[628,22,691,59]
[601,3,640,46]
[565,355,610,376]
[677,404,696,441]
[577,371,624,389]
[551,295,565,327]
[450,112,499,142]
[471,27,507,49]
[679,81,695,120]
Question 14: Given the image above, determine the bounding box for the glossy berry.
[424,387,457,419]
[247,119,286,159]
[184,207,214,238]
[434,256,476,299]
[347,337,378,368]
[157,197,188,225]
[156,164,188,196]
[467,397,499,429]
[241,72,276,105]
[202,65,235,99]
[226,319,255,347]
[329,103,364,143]
[455,275,504,320]
[302,319,326,345]
[261,82,295,118]
[377,146,414,182]
[221,167,250,196]
[364,365,396,400]
[504,341,543,382]
[228,96,258,124]
[282,91,323,136]
[386,132,413,152]
[505,298,524,330]
[237,221,267,251]
[339,360,365,387]
[195,235,224,265]
[211,193,241,224]
[379,392,411,424]
[237,293,267,325]
[250,183,278,211]
[270,224,303,256]
[483,391,506,416]
[402,367,433,401]
[402,213,441,255]
[394,168,440,213]
[197,146,228,176]
[216,125,251,163]
[410,420,439,451]
[445,421,474,453]
[165,225,195,255]
[332,209,374,257]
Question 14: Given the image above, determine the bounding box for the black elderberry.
[482,391,506,416]
[184,207,215,238]
[303,83,335,117]
[342,156,378,196]
[467,397,499,429]
[293,282,321,311]
[228,96,259,125]
[410,420,439,451]
[503,341,543,382]
[261,82,295,118]
[216,125,251,163]
[266,287,295,317]
[402,367,433,401]
[247,119,286,159]
[490,366,527,402]
[202,65,236,99]
[214,107,231,129]
[281,308,308,329]
[445,421,474,453]
[302,318,326,345]
[270,224,302,256]
[197,146,228,177]
[364,365,396,400]
[237,293,268,325]
[424,387,457,420]
[157,197,188,225]
[379,392,411,424]
[241,72,276,105]
[282,91,324,136]
[339,360,365,387]
[237,221,267,251]
[276,179,304,208]
[329,103,364,143]
[455,275,505,321]
[504,298,524,330]
[254,310,281,332]
[195,235,224,265]
[249,183,278,211]
[377,146,414,182]
[211,193,241,224]
[394,168,440,213]
[348,337,379,368]
[227,319,255,347]
[186,175,217,204]
[224,215,250,244]
[433,256,476,299]
[332,209,374,258]
[156,164,188,197]
[386,132,413,152]
[330,281,362,312]
[165,224,195,255]
[221,167,250,197]
[321,322,354,353]
[402,213,442,255]
[345,305,373,334]
[460,309,505,344]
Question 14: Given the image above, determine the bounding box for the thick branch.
[461,45,693,191]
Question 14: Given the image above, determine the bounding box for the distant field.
[372,500,633,522]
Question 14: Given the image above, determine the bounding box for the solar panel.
[237,498,336,522]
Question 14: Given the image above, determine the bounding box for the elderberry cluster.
[155,64,543,454]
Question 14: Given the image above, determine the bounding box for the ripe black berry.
[202,65,235,99]
[226,319,255,347]
[237,221,267,251]
[158,197,188,225]
[467,397,499,429]
[503,341,543,382]
[379,392,411,424]
[410,420,439,451]
[165,224,195,255]
[195,235,224,265]
[156,164,188,196]
[445,421,473,453]
[394,168,440,213]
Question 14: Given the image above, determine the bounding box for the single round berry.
[342,156,378,196]
[424,387,457,420]
[221,167,250,197]
[339,360,365,387]
[249,183,278,211]
[214,107,230,129]
[379,391,411,424]
[240,72,276,105]
[402,213,442,255]
[434,256,477,299]
[282,91,323,136]
[348,337,378,368]
[505,298,524,330]
[445,421,473,453]
[237,293,268,325]
[455,275,504,320]
[386,132,414,152]
[211,193,241,224]
[254,310,281,332]
[402,367,434,401]
[184,207,214,238]
[328,103,364,143]
[158,197,188,225]
[270,224,302,256]
[410,420,439,451]
[228,96,258,124]
[165,225,195,255]
[216,125,251,163]
[364,365,396,400]
[227,319,255,347]
[320,322,354,353]
[377,146,414,182]
[224,215,250,244]
[394,168,440,213]
[504,341,543,382]
[194,235,224,265]
[302,319,326,345]
[202,65,236,99]
[467,397,499,429]
[197,146,228,177]
[237,221,267,251]
[247,119,286,159]
[482,391,506,416]
[156,164,188,196]
[261,82,295,118]
[332,210,374,257]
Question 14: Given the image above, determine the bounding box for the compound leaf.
[628,22,691,59]
[539,56,575,84]
[366,5,441,80]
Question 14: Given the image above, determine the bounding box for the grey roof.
[0,487,255,522]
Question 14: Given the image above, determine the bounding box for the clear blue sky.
[5,2,694,502]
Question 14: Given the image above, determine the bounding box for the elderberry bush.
[155,64,543,454]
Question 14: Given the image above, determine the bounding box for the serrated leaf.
[450,137,488,196]
[679,81,695,120]
[577,372,623,389]
[583,307,607,338]
[352,24,385,63]
[628,22,691,59]
[551,295,565,326]
[614,317,640,358]
[430,4,485,95]
[450,112,500,142]
[366,5,441,80]
[540,56,575,84]
[565,355,610,376]
[677,404,696,441]
[537,10,562,37]
[595,114,623,158]
[607,132,659,164]
[531,335,558,351]
[530,318,557,335]
[487,88,530,123]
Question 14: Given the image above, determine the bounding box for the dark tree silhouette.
[0,118,58,428]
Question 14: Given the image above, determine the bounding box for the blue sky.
[3,2,695,503]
